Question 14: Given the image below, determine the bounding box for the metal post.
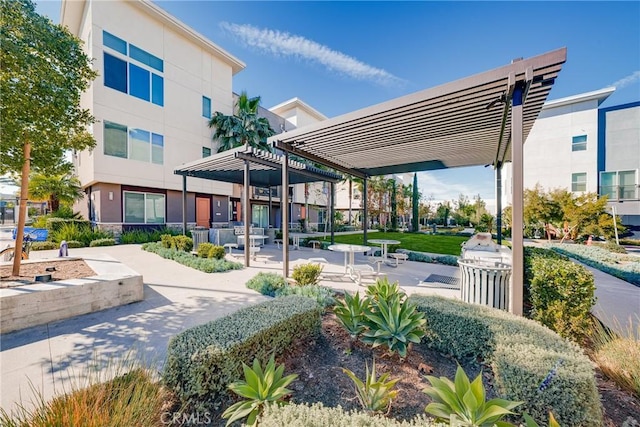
[496,164,503,245]
[182,175,187,235]
[510,82,525,316]
[363,178,368,244]
[243,160,251,267]
[330,181,335,244]
[282,152,290,277]
[612,205,619,245]
[268,186,272,228]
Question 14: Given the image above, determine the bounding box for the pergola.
[269,48,567,315]
[174,145,343,265]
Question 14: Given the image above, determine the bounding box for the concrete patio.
[0,242,459,413]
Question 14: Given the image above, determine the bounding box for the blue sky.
[31,0,640,208]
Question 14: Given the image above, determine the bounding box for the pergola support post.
[496,163,503,245]
[330,182,335,244]
[268,186,273,228]
[182,175,187,235]
[282,152,290,277]
[510,82,525,316]
[243,160,251,267]
[363,178,368,243]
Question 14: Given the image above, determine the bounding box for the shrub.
[223,356,298,426]
[528,256,596,341]
[433,255,459,266]
[0,364,164,427]
[197,242,215,258]
[208,245,225,260]
[30,241,57,251]
[423,364,522,425]
[142,242,242,273]
[260,402,436,426]
[333,292,368,342]
[49,222,112,246]
[163,296,321,410]
[119,228,177,244]
[66,240,84,248]
[45,217,90,232]
[246,272,287,297]
[90,238,116,247]
[342,360,399,414]
[292,263,323,286]
[275,285,335,309]
[547,244,640,286]
[593,241,627,254]
[172,235,193,252]
[409,295,602,426]
[160,234,173,249]
[619,238,640,247]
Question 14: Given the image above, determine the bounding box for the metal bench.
[274,239,283,248]
[308,240,321,250]
[223,243,238,255]
[387,253,408,267]
[348,264,386,286]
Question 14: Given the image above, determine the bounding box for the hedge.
[246,272,287,297]
[142,242,242,273]
[547,243,640,287]
[396,249,459,266]
[30,241,57,251]
[408,295,602,426]
[163,296,322,410]
[89,238,116,247]
[260,403,437,426]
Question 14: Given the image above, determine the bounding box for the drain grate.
[423,274,460,288]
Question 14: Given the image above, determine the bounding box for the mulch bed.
[0,259,95,287]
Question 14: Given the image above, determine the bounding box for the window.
[102,30,163,106]
[572,135,587,151]
[202,96,211,118]
[104,121,128,158]
[104,121,163,164]
[129,44,163,72]
[103,53,127,93]
[571,173,587,192]
[124,192,165,224]
[601,170,638,200]
[202,147,211,157]
[103,31,126,55]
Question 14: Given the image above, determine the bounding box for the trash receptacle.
[191,227,209,251]
[458,259,511,310]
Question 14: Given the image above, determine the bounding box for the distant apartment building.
[502,87,640,226]
[61,0,331,233]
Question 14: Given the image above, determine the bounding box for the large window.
[102,30,163,106]
[104,121,163,164]
[124,192,165,224]
[600,170,638,200]
[571,172,587,192]
[572,135,587,151]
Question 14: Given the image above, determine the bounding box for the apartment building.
[502,87,640,226]
[61,0,331,233]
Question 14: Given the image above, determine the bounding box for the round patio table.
[367,239,400,260]
[328,244,372,273]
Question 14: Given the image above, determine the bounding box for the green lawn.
[315,231,467,256]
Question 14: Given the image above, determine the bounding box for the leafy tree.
[436,201,452,226]
[1,0,97,274]
[209,91,276,153]
[452,193,474,226]
[28,173,83,213]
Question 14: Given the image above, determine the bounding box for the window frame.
[571,172,587,192]
[202,147,211,158]
[571,135,587,152]
[103,120,163,165]
[123,191,166,224]
[202,96,211,119]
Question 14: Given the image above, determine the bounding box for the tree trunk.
[50,195,60,213]
[12,141,30,276]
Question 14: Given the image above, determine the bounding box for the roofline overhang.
[543,86,615,110]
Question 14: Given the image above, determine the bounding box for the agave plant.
[222,355,298,426]
[342,359,399,414]
[365,277,404,303]
[333,291,369,344]
[423,365,523,427]
[361,296,426,358]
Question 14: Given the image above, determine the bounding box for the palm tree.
[28,172,83,213]
[209,91,276,153]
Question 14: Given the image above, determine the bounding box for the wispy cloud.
[609,71,640,89]
[220,22,404,86]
